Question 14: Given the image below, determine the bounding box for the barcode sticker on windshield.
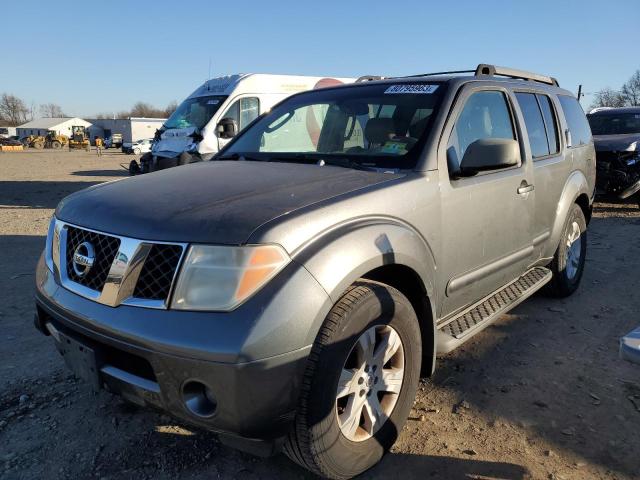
[384,84,438,94]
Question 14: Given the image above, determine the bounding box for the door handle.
[517,181,535,195]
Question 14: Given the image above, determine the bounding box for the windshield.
[588,113,640,135]
[222,82,446,169]
[164,95,228,130]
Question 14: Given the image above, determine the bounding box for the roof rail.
[395,64,559,86]
[475,64,559,86]
[355,75,385,83]
[399,69,477,79]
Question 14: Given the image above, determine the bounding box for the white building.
[16,117,92,138]
[88,117,166,143]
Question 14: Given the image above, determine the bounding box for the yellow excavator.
[23,131,69,149]
[68,125,90,151]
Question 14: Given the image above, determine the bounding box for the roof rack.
[355,75,386,83]
[475,64,559,86]
[397,64,559,87]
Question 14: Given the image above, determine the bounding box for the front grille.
[133,244,183,300]
[58,222,185,308]
[66,226,120,291]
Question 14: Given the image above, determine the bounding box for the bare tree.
[0,93,30,126]
[163,100,178,118]
[621,70,640,106]
[129,102,159,117]
[40,103,66,118]
[94,101,174,119]
[590,88,626,109]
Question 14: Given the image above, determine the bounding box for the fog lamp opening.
[182,380,217,418]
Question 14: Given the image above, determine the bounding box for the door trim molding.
[446,244,534,296]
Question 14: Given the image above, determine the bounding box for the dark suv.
[587,106,640,205]
[35,64,595,479]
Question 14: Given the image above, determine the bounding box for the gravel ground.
[1,149,639,480]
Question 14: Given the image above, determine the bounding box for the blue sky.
[1,0,637,117]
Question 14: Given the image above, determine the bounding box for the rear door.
[438,85,535,317]
[513,91,569,260]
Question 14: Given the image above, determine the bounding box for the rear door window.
[558,95,592,147]
[515,92,549,158]
[537,94,559,154]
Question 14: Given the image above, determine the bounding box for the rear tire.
[51,141,61,149]
[546,203,587,297]
[284,280,421,480]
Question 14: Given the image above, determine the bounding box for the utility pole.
[577,85,583,103]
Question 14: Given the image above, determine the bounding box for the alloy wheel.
[565,220,582,279]
[335,325,405,442]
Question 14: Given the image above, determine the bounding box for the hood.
[593,133,640,152]
[56,161,403,245]
[152,127,198,158]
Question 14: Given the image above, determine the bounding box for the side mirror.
[216,118,238,139]
[458,138,520,176]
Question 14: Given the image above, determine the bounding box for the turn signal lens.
[171,244,290,311]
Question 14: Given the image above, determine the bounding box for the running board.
[436,267,552,354]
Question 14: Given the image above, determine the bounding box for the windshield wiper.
[266,154,373,171]
[318,157,373,171]
[216,152,263,162]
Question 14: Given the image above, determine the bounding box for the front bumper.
[34,254,332,450]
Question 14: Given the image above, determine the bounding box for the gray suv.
[35,64,595,479]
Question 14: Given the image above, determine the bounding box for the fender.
[545,169,591,259]
[291,216,438,361]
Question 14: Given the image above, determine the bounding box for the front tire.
[546,203,587,297]
[285,280,421,479]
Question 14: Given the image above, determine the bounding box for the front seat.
[365,118,396,147]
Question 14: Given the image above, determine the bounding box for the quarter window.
[515,92,550,158]
[558,95,592,147]
[448,91,516,170]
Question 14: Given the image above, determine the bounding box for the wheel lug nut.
[358,377,364,385]
[364,365,369,372]
[359,389,365,397]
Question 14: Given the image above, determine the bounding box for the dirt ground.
[1,149,639,480]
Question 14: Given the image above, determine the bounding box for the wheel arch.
[361,264,436,376]
[294,218,438,375]
[546,170,593,258]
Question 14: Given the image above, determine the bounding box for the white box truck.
[131,74,354,173]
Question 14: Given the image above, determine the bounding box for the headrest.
[365,118,396,144]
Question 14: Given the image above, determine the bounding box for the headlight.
[625,141,638,152]
[171,244,290,311]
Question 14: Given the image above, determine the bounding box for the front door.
[217,96,261,150]
[438,86,535,318]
